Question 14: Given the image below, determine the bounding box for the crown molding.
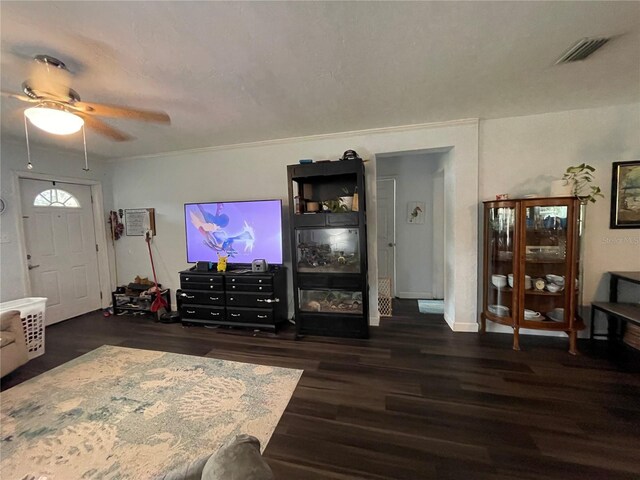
[109,118,480,163]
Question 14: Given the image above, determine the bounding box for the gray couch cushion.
[156,455,210,480]
[202,434,273,480]
[156,434,273,480]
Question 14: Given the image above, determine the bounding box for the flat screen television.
[184,199,283,266]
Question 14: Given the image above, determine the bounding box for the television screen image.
[184,199,283,265]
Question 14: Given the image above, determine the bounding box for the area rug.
[1,345,302,479]
[417,299,445,314]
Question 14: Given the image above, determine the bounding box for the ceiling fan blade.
[1,91,37,102]
[72,101,171,124]
[78,113,134,142]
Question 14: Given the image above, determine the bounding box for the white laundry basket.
[0,297,47,359]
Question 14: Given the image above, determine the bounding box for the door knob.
[388,243,396,247]
[28,264,40,270]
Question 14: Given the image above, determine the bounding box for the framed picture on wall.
[407,201,425,224]
[610,160,640,229]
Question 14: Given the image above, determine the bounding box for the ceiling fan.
[1,54,170,141]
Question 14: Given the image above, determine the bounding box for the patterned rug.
[1,345,302,479]
[417,299,445,314]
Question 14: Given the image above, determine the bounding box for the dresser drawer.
[180,304,225,321]
[226,292,276,308]
[178,290,224,306]
[226,307,273,325]
[226,275,272,286]
[180,273,223,287]
[181,282,224,291]
[226,283,273,293]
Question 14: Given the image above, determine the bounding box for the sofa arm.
[203,434,273,480]
[0,310,27,349]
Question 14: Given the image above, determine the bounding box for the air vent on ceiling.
[555,37,610,64]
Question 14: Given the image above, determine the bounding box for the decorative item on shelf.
[491,274,507,288]
[339,187,354,211]
[524,309,542,320]
[340,149,362,161]
[546,283,562,293]
[306,201,320,212]
[545,274,565,287]
[322,198,350,213]
[547,307,564,322]
[533,278,547,291]
[495,193,509,200]
[561,163,604,204]
[508,274,531,290]
[217,254,228,272]
[352,186,359,212]
[488,304,510,317]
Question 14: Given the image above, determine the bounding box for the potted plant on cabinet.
[562,163,604,204]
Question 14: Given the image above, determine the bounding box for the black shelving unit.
[287,158,369,338]
[112,289,171,316]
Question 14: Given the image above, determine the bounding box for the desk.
[609,271,640,302]
[591,271,640,342]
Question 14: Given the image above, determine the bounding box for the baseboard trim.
[398,292,432,299]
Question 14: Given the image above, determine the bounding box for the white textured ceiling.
[1,1,639,159]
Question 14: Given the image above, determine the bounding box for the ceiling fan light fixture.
[24,104,84,135]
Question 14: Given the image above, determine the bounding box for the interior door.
[20,179,101,325]
[376,178,396,296]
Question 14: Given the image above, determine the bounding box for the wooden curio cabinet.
[480,197,585,354]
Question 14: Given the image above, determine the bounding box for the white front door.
[376,178,396,296]
[20,179,101,325]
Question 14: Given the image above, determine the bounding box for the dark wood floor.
[3,300,640,479]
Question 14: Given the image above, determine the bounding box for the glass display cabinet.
[287,158,369,338]
[481,197,584,354]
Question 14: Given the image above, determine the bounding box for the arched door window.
[33,188,80,208]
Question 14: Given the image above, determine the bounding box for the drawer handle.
[209,296,219,301]
[229,297,234,301]
[209,279,214,282]
[258,286,263,290]
[210,312,219,317]
[257,314,267,319]
[230,313,240,318]
[261,298,280,303]
[231,285,237,289]
[258,279,263,283]
[209,286,215,289]
[186,310,195,314]
[231,279,236,282]
[181,294,195,299]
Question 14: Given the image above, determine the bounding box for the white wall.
[0,138,114,303]
[377,152,444,298]
[109,120,480,331]
[480,102,640,335]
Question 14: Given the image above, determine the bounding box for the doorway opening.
[375,149,448,317]
[15,172,111,326]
